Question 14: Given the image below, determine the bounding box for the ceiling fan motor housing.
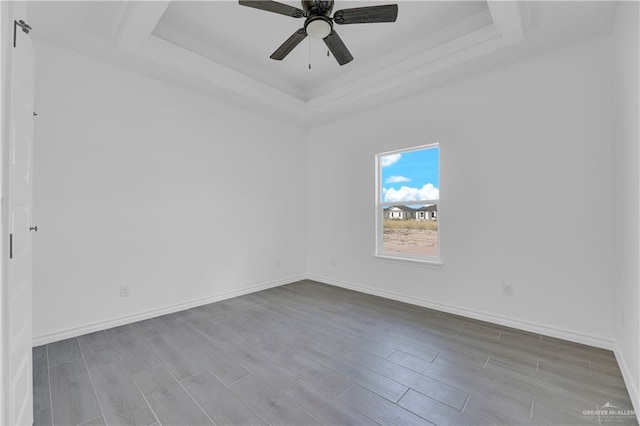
[302,0,334,16]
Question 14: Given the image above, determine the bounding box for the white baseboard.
[615,345,640,415]
[32,274,306,346]
[307,274,616,351]
[34,271,617,353]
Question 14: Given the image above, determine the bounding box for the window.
[376,144,440,262]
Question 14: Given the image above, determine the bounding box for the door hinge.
[13,20,32,48]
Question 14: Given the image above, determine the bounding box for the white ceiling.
[153,1,491,99]
[26,1,619,125]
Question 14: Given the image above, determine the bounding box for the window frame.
[374,143,441,266]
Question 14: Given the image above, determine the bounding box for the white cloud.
[385,175,410,184]
[381,153,401,167]
[383,183,439,202]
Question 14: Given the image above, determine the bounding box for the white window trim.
[375,143,441,264]
[372,254,444,268]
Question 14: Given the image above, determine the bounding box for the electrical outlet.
[502,284,514,297]
[331,258,336,267]
[120,284,129,298]
[276,260,281,268]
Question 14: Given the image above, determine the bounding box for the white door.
[3,3,35,425]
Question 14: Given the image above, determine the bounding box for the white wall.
[612,1,640,411]
[307,36,616,347]
[32,42,307,341]
[31,10,635,384]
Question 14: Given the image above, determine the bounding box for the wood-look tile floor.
[33,280,638,426]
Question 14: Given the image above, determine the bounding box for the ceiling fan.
[238,0,398,66]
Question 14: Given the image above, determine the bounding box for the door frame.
[1,1,10,422]
[2,2,16,424]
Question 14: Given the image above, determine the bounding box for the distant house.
[384,204,437,220]
[415,204,438,221]
[384,205,415,220]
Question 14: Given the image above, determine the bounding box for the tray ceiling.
[153,1,491,100]
[26,1,619,125]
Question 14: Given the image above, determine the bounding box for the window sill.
[373,254,443,269]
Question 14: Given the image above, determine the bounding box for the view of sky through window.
[380,146,439,203]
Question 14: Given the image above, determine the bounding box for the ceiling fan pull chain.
[308,39,312,70]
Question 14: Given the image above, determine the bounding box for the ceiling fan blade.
[333,4,398,25]
[323,30,353,65]
[238,1,305,18]
[270,28,307,60]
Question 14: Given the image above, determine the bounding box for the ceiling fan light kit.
[238,0,398,66]
[305,16,332,39]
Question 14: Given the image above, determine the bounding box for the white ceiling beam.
[487,1,526,43]
[112,1,171,51]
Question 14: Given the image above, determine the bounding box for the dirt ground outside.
[383,228,438,257]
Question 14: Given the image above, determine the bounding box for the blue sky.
[381,147,439,202]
